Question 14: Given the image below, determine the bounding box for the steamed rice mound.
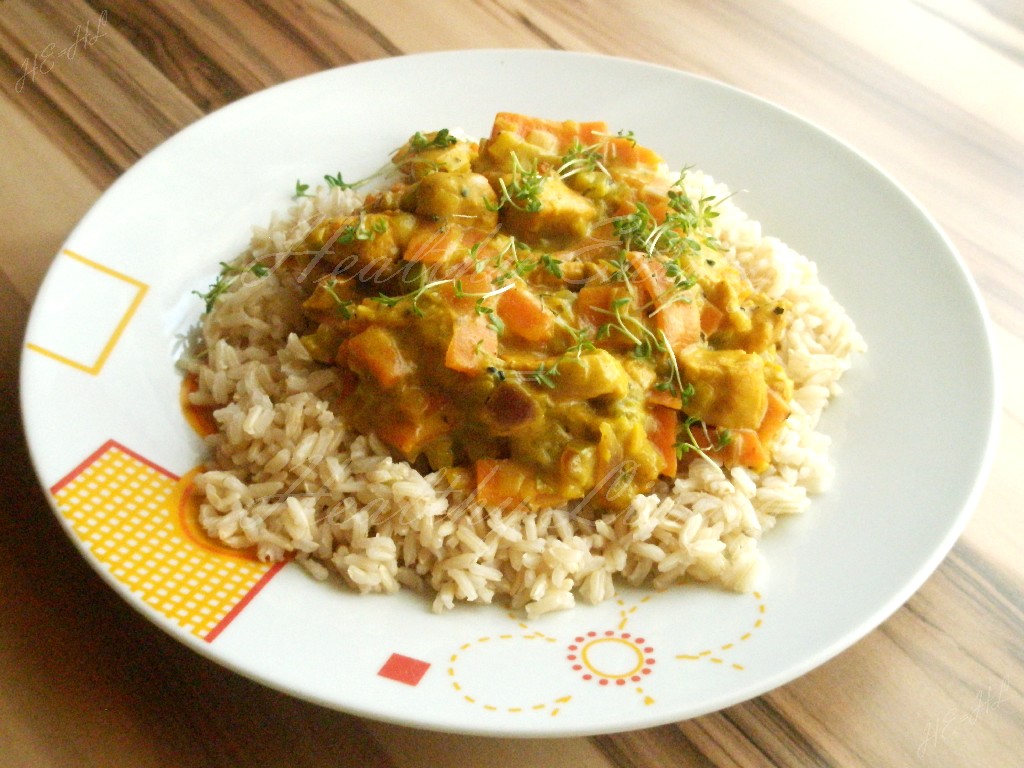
[184,167,863,618]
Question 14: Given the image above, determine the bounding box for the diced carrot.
[757,388,791,445]
[711,428,769,471]
[606,198,670,241]
[460,226,510,264]
[439,272,501,373]
[700,302,724,335]
[575,283,619,324]
[445,313,497,373]
[721,429,769,471]
[607,198,637,220]
[474,458,561,509]
[643,197,671,225]
[489,113,608,151]
[404,222,461,264]
[654,300,701,351]
[460,226,492,248]
[488,113,662,168]
[438,269,500,319]
[676,425,769,472]
[577,121,611,146]
[628,251,701,350]
[574,283,635,349]
[345,326,413,389]
[627,252,662,298]
[497,284,554,342]
[474,458,522,507]
[376,412,449,458]
[627,250,671,298]
[373,387,451,458]
[649,405,678,477]
[603,137,663,168]
[647,389,683,410]
[451,269,495,300]
[375,420,418,455]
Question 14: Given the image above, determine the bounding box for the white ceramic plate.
[20,50,998,736]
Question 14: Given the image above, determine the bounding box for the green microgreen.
[487,238,536,286]
[475,299,505,334]
[490,153,545,213]
[321,278,354,319]
[409,128,457,151]
[323,171,363,190]
[564,327,596,359]
[604,252,634,286]
[676,416,733,466]
[592,296,643,348]
[657,329,686,397]
[372,277,451,317]
[539,252,563,279]
[531,361,559,389]
[376,275,516,320]
[291,171,367,199]
[193,260,269,313]
[452,279,515,301]
[613,202,655,252]
[556,138,610,181]
[646,270,697,318]
[333,215,388,246]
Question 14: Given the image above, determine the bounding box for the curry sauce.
[285,113,793,511]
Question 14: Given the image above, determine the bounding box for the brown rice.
[183,166,864,618]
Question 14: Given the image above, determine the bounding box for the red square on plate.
[378,653,430,686]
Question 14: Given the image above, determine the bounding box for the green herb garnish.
[409,128,457,151]
[193,260,269,313]
[490,153,545,213]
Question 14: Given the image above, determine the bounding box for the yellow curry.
[289,113,792,511]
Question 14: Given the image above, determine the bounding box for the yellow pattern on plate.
[51,441,280,640]
[25,249,148,375]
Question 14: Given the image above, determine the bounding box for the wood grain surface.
[1,1,1021,766]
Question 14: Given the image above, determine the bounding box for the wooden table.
[1,2,1020,766]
